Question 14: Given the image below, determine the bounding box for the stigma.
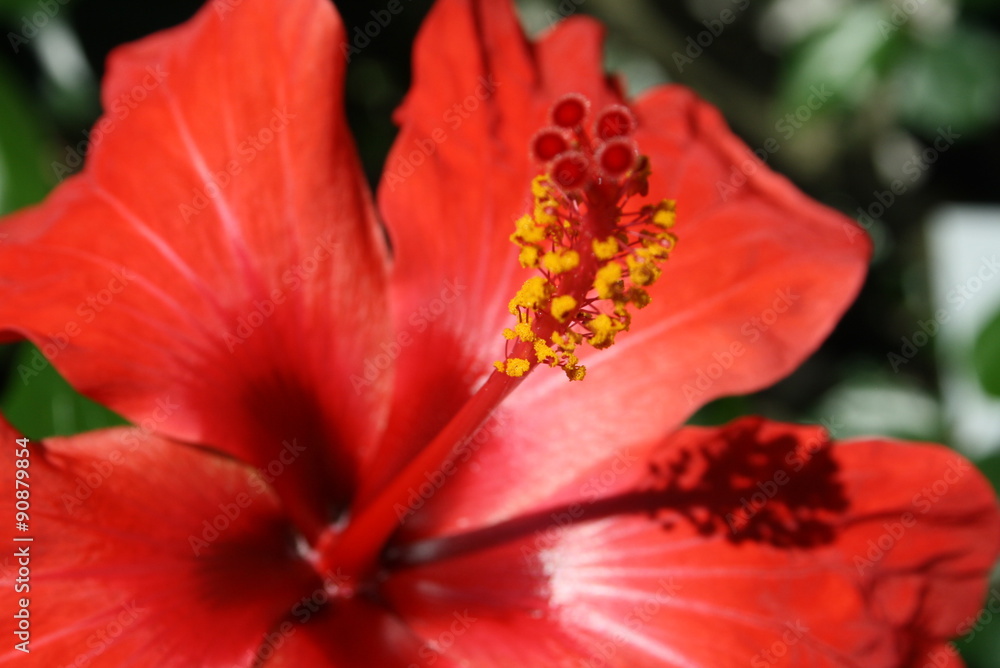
[495,94,677,381]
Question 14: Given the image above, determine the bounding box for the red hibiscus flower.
[1,0,997,665]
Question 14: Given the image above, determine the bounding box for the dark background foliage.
[1,0,998,663]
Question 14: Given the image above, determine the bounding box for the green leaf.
[0,343,127,440]
[973,307,1000,397]
[780,4,897,114]
[893,25,1000,138]
[0,0,36,18]
[0,59,56,213]
[687,396,753,427]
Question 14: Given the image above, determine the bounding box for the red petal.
[384,419,999,666]
[487,86,870,525]
[367,0,868,509]
[0,415,321,667]
[366,0,623,496]
[261,598,461,668]
[0,0,390,535]
[403,82,870,532]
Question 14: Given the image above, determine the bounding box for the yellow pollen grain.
[500,161,677,385]
[592,237,619,260]
[626,255,661,287]
[531,175,554,200]
[594,262,623,299]
[641,240,671,260]
[652,199,676,228]
[513,215,546,244]
[542,250,580,274]
[550,295,578,322]
[534,340,558,365]
[534,201,558,226]
[627,287,652,309]
[504,358,531,377]
[551,331,579,351]
[518,245,540,268]
[514,322,536,342]
[509,276,551,314]
[587,314,624,349]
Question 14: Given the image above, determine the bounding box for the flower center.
[495,93,677,381]
[315,93,677,588]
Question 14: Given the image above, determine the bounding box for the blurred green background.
[1,0,999,663]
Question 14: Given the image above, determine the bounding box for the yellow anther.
[551,295,578,322]
[641,239,671,260]
[592,237,619,260]
[551,331,580,351]
[626,254,660,287]
[503,358,531,377]
[586,314,625,349]
[594,262,623,299]
[542,250,580,274]
[519,245,541,268]
[512,215,546,244]
[534,340,558,365]
[652,199,676,228]
[500,154,675,384]
[514,322,536,342]
[531,175,554,200]
[627,287,651,309]
[534,202,558,226]
[509,277,551,314]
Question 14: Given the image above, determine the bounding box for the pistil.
[317,93,677,588]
